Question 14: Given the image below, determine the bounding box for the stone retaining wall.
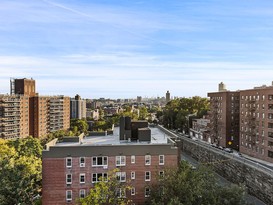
[157,125,273,205]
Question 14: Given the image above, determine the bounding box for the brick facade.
[208,83,273,163]
[42,154,178,205]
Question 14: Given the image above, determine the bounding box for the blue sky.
[1,0,273,99]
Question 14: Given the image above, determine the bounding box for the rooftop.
[54,126,171,147]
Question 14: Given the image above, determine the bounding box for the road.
[171,130,273,175]
[181,151,267,205]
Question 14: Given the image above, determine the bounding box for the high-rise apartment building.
[29,95,70,138]
[49,96,70,132]
[70,94,86,119]
[0,95,29,139]
[208,82,273,163]
[166,91,170,103]
[137,96,142,103]
[0,78,70,139]
[42,117,178,205]
[207,84,240,150]
[239,85,273,162]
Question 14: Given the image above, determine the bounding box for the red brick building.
[208,82,273,163]
[207,82,240,150]
[239,85,273,162]
[42,118,178,205]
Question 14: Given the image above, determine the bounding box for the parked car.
[217,146,224,150]
[224,148,233,153]
[233,152,243,157]
[211,143,217,148]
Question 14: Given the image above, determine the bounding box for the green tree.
[148,161,249,205]
[80,169,131,205]
[139,106,148,120]
[7,136,42,158]
[0,138,42,205]
[93,120,107,131]
[163,97,209,130]
[70,118,89,135]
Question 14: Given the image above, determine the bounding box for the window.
[269,132,273,138]
[131,187,135,195]
[92,156,108,167]
[66,157,72,168]
[145,155,151,165]
[116,172,126,182]
[66,174,72,184]
[145,187,150,197]
[79,157,85,167]
[92,173,108,183]
[261,148,265,155]
[116,156,126,166]
[145,171,151,181]
[79,173,85,184]
[131,171,135,180]
[268,151,273,158]
[159,171,164,179]
[79,189,85,198]
[116,188,126,198]
[66,190,72,202]
[159,155,164,165]
[131,155,135,164]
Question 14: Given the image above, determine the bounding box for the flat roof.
[54,126,171,147]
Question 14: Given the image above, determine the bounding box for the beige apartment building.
[0,78,70,139]
[0,95,29,139]
[208,82,273,163]
[30,95,70,138]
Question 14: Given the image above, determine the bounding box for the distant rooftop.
[54,126,171,147]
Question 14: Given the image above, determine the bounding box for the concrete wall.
[157,125,273,205]
[89,131,107,136]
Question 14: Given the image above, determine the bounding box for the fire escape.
[246,99,258,147]
[210,98,220,145]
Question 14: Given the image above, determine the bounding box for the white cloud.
[1,54,273,98]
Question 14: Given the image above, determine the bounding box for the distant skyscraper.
[137,96,142,103]
[70,94,86,119]
[166,90,170,103]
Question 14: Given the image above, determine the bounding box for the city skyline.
[1,0,273,98]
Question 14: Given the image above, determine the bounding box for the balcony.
[3,108,20,112]
[3,126,19,131]
[3,117,20,122]
[3,113,20,117]
[2,98,20,103]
